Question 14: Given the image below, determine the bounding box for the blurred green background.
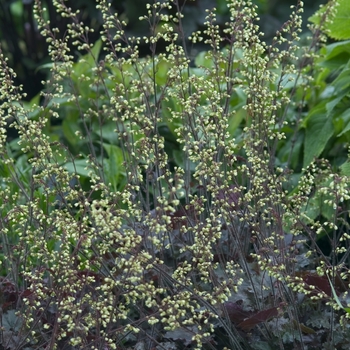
[0,0,325,101]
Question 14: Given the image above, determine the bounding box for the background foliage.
[2,0,350,349]
[1,0,326,101]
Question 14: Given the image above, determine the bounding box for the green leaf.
[326,273,350,314]
[230,87,247,109]
[162,98,183,136]
[309,0,350,41]
[321,40,350,63]
[15,154,31,185]
[340,162,350,176]
[155,59,171,86]
[46,95,72,110]
[277,132,304,171]
[70,40,102,97]
[103,143,123,160]
[62,115,80,146]
[303,104,334,168]
[303,183,336,222]
[194,51,213,69]
[326,0,350,41]
[35,62,56,73]
[331,67,350,94]
[47,238,60,253]
[228,108,246,136]
[92,121,119,144]
[189,67,206,78]
[337,109,350,137]
[103,144,125,191]
[0,162,10,178]
[64,159,91,177]
[86,39,102,67]
[173,149,196,172]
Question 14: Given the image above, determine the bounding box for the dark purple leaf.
[238,306,279,331]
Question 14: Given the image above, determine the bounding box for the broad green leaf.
[324,0,350,41]
[103,143,123,161]
[103,143,125,190]
[279,73,303,90]
[64,159,91,177]
[35,62,56,73]
[277,132,304,171]
[290,134,304,171]
[15,154,31,185]
[69,40,102,98]
[28,93,41,108]
[303,187,336,222]
[309,0,350,40]
[326,273,350,314]
[303,104,334,168]
[190,67,207,77]
[107,61,133,86]
[78,39,102,69]
[62,114,80,146]
[325,92,347,114]
[230,86,246,109]
[0,162,10,178]
[195,51,213,69]
[173,149,197,172]
[340,162,350,176]
[46,95,72,110]
[162,98,183,136]
[315,67,330,88]
[92,121,119,144]
[46,238,61,253]
[331,67,350,93]
[155,59,171,86]
[13,93,41,120]
[90,39,102,64]
[337,109,350,136]
[321,40,350,62]
[228,108,246,136]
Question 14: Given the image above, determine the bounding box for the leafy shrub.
[1,0,350,349]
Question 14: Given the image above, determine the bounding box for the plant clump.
[1,0,350,349]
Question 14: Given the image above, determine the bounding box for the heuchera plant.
[1,0,350,349]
